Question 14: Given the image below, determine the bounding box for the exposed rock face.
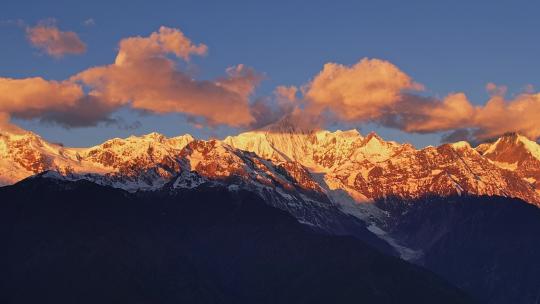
[347,142,539,203]
[478,132,540,193]
[176,139,326,198]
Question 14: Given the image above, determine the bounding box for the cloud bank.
[272,58,540,141]
[1,26,262,128]
[72,26,262,126]
[2,25,540,142]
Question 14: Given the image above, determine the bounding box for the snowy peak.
[226,127,369,170]
[223,131,283,161]
[178,139,323,193]
[0,130,195,189]
[357,132,403,162]
[479,133,540,192]
[0,128,70,185]
[481,133,540,162]
[0,128,54,154]
[362,131,383,144]
[313,129,363,144]
[84,133,193,167]
[450,141,473,151]
[91,132,194,151]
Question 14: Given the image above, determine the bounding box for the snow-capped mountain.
[477,132,540,194]
[4,121,537,203]
[164,139,391,250]
[225,121,540,207]
[2,123,540,240]
[3,123,540,304]
[221,120,540,261]
[0,130,193,190]
[224,117,410,171]
[4,122,540,255]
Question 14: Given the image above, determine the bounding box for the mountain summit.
[478,132,540,190]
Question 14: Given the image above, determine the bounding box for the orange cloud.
[0,77,83,116]
[1,26,261,128]
[275,85,298,104]
[0,77,124,127]
[391,93,540,141]
[26,21,86,57]
[114,26,207,63]
[473,93,540,140]
[398,93,475,133]
[291,58,540,141]
[4,26,540,142]
[72,26,261,126]
[303,58,424,121]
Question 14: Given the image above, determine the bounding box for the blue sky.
[1,0,539,147]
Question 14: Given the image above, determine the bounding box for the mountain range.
[2,119,540,206]
[1,119,540,303]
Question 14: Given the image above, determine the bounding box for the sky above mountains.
[1,0,539,147]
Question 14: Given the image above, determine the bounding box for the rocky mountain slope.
[0,176,474,304]
[378,195,540,304]
[477,132,540,192]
